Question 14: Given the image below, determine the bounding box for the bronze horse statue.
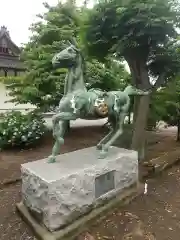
[48,41,149,163]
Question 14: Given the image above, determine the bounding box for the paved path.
[44,118,107,129]
[0,111,108,128]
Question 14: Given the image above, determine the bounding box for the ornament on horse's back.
[94,98,108,116]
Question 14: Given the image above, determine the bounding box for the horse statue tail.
[124,85,150,96]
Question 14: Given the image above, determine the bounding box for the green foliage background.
[6,0,129,112]
[3,0,180,148]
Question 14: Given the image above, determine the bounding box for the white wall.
[0,82,35,113]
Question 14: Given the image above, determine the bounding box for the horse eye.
[68,48,73,53]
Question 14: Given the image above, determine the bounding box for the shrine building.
[0,26,25,77]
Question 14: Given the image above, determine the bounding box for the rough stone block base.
[17,184,143,240]
[20,146,138,232]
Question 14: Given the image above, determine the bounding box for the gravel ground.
[1,165,180,239]
[0,126,180,239]
[89,165,180,240]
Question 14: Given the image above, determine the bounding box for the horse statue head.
[52,38,86,94]
[52,40,80,69]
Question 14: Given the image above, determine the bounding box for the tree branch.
[153,72,166,89]
[126,58,151,90]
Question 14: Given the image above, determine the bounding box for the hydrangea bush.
[0,111,46,149]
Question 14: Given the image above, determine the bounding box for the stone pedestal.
[20,146,138,234]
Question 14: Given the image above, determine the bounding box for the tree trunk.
[131,94,151,161]
[125,57,152,161]
[177,119,180,142]
[133,96,140,125]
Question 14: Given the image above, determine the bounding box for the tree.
[146,90,166,130]
[7,1,80,111]
[7,1,129,111]
[86,59,130,91]
[152,77,180,141]
[85,0,180,160]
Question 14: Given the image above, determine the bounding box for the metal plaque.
[95,170,115,198]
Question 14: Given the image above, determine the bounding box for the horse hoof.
[98,149,108,159]
[47,155,56,163]
[96,144,102,150]
[58,137,64,144]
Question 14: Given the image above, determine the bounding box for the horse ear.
[71,37,80,53]
[73,46,80,52]
[67,40,71,46]
[71,37,78,48]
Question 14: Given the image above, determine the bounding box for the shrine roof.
[0,26,20,53]
[0,55,25,70]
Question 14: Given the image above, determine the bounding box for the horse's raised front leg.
[48,112,77,163]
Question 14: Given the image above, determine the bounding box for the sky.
[0,0,129,71]
[0,0,94,46]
